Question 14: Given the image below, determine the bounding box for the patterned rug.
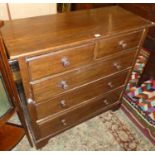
[123,48,155,144]
[11,109,154,151]
[125,49,155,125]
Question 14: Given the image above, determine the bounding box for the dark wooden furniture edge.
[0,21,33,147]
[119,4,155,85]
[0,122,25,151]
[0,21,4,28]
[0,108,15,123]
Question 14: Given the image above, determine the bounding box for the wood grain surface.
[0,6,152,59]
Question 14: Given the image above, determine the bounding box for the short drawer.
[27,43,95,81]
[96,31,142,59]
[31,49,135,102]
[36,87,122,139]
[35,70,128,120]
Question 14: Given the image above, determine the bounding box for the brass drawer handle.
[108,82,113,88]
[60,100,66,108]
[119,40,127,49]
[103,99,109,105]
[113,62,121,70]
[60,80,68,90]
[61,119,67,126]
[61,57,70,67]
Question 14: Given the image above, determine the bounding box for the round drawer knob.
[103,99,109,105]
[27,98,34,104]
[113,62,121,70]
[60,100,66,108]
[108,82,113,88]
[61,119,67,126]
[61,57,70,67]
[119,40,127,49]
[60,80,68,90]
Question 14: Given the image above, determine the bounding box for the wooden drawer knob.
[113,62,121,70]
[27,98,34,104]
[61,119,67,126]
[103,99,109,105]
[108,82,113,88]
[60,80,68,90]
[60,100,66,108]
[61,57,70,67]
[119,40,127,49]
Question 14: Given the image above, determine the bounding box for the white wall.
[0,3,57,20]
[0,4,9,20]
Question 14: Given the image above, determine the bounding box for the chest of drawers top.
[0,6,153,60]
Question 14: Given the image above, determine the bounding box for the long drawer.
[31,50,135,102]
[36,87,123,139]
[96,31,142,59]
[35,70,128,120]
[27,43,95,81]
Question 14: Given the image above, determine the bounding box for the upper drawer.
[31,49,135,102]
[27,43,95,81]
[96,31,142,59]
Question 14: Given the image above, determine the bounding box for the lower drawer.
[35,70,128,120]
[36,87,123,139]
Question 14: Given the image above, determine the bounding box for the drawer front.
[35,70,128,120]
[37,87,123,139]
[27,43,95,81]
[31,50,135,102]
[96,31,142,59]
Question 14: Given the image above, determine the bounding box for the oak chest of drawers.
[0,6,153,149]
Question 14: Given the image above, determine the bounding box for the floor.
[0,75,11,116]
[10,109,155,151]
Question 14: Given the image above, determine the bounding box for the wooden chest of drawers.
[0,6,153,149]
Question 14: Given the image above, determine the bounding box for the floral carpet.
[11,109,155,151]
